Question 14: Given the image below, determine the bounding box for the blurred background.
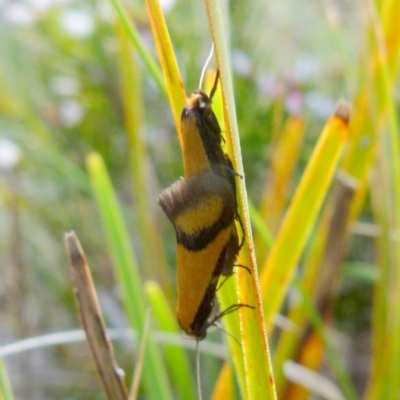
[0,0,384,398]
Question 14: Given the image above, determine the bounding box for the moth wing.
[158,171,236,227]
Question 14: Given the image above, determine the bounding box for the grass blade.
[260,102,350,329]
[204,1,276,399]
[145,0,186,137]
[145,281,197,400]
[0,356,14,400]
[107,0,165,95]
[65,232,129,400]
[86,153,173,400]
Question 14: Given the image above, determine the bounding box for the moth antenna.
[209,69,220,101]
[195,340,203,400]
[198,43,215,91]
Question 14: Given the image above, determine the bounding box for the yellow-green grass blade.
[273,213,330,395]
[116,22,172,299]
[366,1,400,396]
[368,154,395,400]
[254,187,357,399]
[145,0,186,140]
[204,1,276,399]
[260,102,350,330]
[211,363,237,400]
[255,116,306,265]
[258,116,306,233]
[341,0,400,213]
[145,281,197,400]
[248,201,275,252]
[291,278,358,400]
[0,356,14,400]
[204,72,245,399]
[107,0,165,96]
[86,153,173,400]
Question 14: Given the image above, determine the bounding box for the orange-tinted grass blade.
[259,116,306,234]
[145,0,185,144]
[284,331,325,400]
[260,101,351,331]
[255,115,306,266]
[210,363,236,400]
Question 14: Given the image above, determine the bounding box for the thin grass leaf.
[202,71,248,399]
[145,0,186,139]
[211,363,237,400]
[86,153,173,400]
[368,153,393,400]
[260,102,350,330]
[65,232,129,400]
[107,0,165,95]
[258,116,306,234]
[0,356,14,400]
[273,171,357,398]
[341,0,400,218]
[292,277,358,400]
[248,201,275,251]
[362,1,400,397]
[116,21,172,297]
[255,116,306,265]
[145,281,197,400]
[204,1,276,400]
[129,311,151,400]
[272,212,331,396]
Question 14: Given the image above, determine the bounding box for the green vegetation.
[1,0,399,399]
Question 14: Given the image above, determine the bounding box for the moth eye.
[198,99,207,109]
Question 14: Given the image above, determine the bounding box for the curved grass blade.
[260,102,350,330]
[145,0,186,141]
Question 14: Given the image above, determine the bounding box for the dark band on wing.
[175,201,234,251]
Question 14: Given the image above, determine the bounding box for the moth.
[158,72,246,340]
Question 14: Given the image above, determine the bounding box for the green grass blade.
[292,278,358,400]
[107,0,165,96]
[204,1,276,399]
[0,356,14,400]
[86,153,173,400]
[145,281,197,400]
[116,22,172,298]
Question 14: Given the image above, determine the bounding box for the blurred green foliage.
[0,0,390,398]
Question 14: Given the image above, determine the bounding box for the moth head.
[184,91,212,117]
